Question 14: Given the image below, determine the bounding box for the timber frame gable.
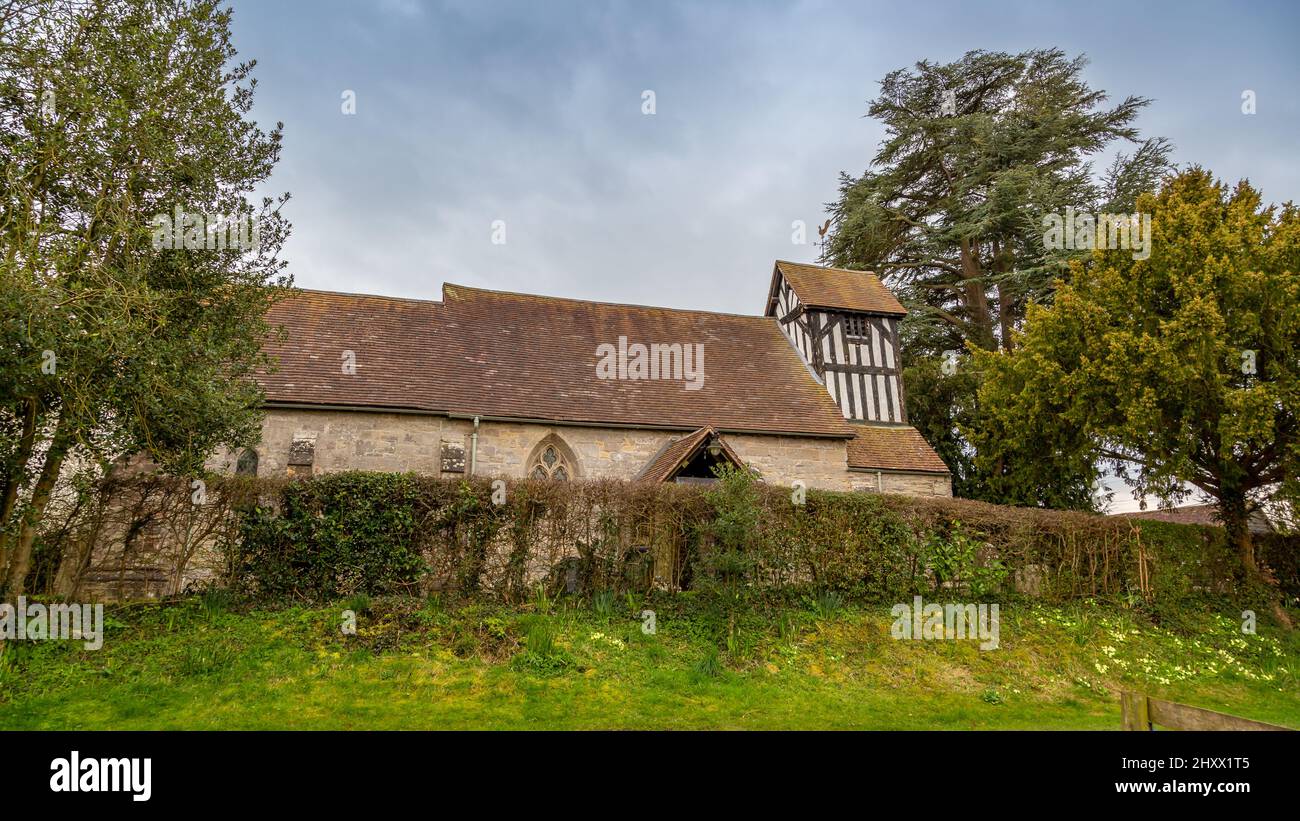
[765,261,909,424]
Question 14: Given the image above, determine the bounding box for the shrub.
[810,590,846,619]
[344,593,372,616]
[229,472,432,600]
[49,471,1300,616]
[925,523,1008,598]
[198,586,236,620]
[513,617,572,674]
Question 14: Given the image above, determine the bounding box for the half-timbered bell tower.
[764,260,908,424]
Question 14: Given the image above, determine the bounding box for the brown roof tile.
[1113,504,1221,527]
[259,290,450,413]
[768,260,906,316]
[260,284,856,437]
[847,425,950,474]
[1113,504,1275,534]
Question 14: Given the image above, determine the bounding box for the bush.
[512,617,572,673]
[810,590,846,619]
[229,472,431,600]
[54,471,1300,614]
[217,471,1300,613]
[1260,534,1300,606]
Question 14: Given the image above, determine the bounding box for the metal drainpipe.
[470,416,480,475]
[877,471,883,492]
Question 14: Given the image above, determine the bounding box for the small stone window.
[235,448,259,476]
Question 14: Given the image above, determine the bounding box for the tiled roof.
[768,260,906,316]
[1113,504,1275,534]
[259,284,857,437]
[1114,504,1221,527]
[846,425,950,474]
[259,290,451,413]
[636,426,745,483]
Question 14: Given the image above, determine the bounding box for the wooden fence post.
[1121,691,1151,731]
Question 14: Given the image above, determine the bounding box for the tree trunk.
[3,421,72,598]
[959,238,996,350]
[1219,495,1258,573]
[0,398,40,576]
[1220,495,1293,629]
[52,535,95,599]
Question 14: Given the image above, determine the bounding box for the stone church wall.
[847,471,954,497]
[207,407,951,497]
[724,433,850,489]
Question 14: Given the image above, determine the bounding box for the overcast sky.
[228,0,1299,511]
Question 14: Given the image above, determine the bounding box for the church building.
[212,260,952,495]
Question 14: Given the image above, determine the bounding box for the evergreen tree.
[827,48,1171,506]
[0,0,291,594]
[972,168,1299,619]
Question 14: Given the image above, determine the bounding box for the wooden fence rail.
[1121,692,1293,731]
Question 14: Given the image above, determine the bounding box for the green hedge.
[221,471,1297,612]
[232,473,431,599]
[1260,533,1300,604]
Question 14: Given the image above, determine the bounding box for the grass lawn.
[1,593,1296,730]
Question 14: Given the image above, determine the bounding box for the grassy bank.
[1,593,1295,730]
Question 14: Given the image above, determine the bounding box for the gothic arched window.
[526,435,577,481]
[235,448,259,476]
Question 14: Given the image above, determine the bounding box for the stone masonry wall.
[207,408,951,496]
[469,421,677,480]
[848,471,953,497]
[724,433,851,489]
